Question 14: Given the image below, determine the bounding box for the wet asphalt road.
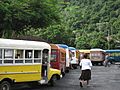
[13,64,120,90]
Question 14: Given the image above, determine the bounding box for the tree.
[0,0,60,38]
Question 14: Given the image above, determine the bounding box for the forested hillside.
[0,0,120,49]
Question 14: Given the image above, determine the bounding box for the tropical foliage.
[0,0,120,49]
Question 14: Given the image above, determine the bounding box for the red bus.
[50,44,66,76]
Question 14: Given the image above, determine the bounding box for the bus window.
[115,53,120,56]
[25,50,32,63]
[51,54,57,62]
[4,49,14,64]
[61,52,65,62]
[25,50,32,58]
[71,52,75,57]
[15,50,23,59]
[51,49,57,62]
[0,49,2,59]
[51,49,57,53]
[0,49,2,64]
[15,59,23,63]
[34,50,41,63]
[15,50,24,64]
[4,49,14,59]
[0,60,1,64]
[118,53,120,56]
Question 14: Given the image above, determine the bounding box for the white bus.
[68,47,78,69]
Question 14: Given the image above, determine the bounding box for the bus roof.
[105,50,120,53]
[79,50,90,53]
[57,44,68,49]
[50,44,59,49]
[59,48,66,53]
[0,38,51,50]
[90,48,104,51]
[68,47,76,50]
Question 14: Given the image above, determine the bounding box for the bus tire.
[0,81,11,90]
[65,69,69,73]
[73,65,77,69]
[101,62,103,66]
[61,72,65,77]
[49,75,57,86]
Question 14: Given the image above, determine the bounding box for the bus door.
[42,49,49,80]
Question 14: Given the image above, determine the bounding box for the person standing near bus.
[79,53,92,87]
[103,54,110,67]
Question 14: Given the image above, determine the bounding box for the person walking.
[79,53,92,87]
[103,54,110,67]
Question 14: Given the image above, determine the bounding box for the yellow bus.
[0,38,61,90]
[76,50,80,64]
[79,50,90,59]
[78,50,90,64]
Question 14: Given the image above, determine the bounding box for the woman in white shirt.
[79,53,92,87]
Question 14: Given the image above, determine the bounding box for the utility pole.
[104,22,110,49]
[107,29,110,49]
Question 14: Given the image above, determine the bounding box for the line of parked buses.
[0,38,120,90]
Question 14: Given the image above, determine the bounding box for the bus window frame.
[0,49,2,64]
[34,50,42,63]
[0,48,43,65]
[15,49,24,64]
[4,49,14,64]
[51,49,57,62]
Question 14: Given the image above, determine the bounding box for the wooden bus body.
[90,49,105,65]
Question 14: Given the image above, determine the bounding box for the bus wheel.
[61,72,65,77]
[49,75,57,86]
[65,69,69,73]
[0,81,11,90]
